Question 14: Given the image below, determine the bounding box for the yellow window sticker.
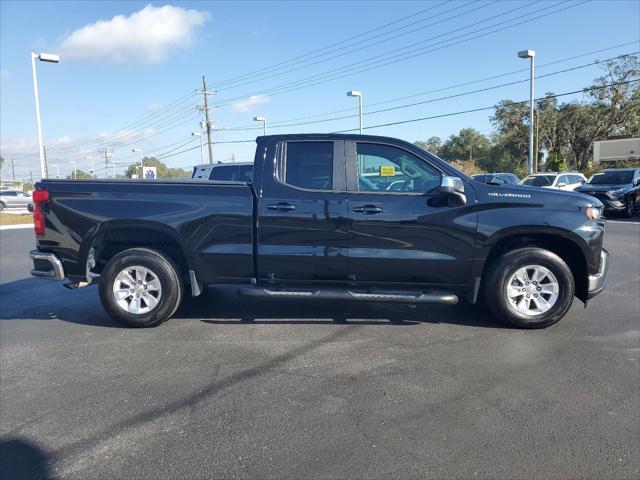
[380,165,395,177]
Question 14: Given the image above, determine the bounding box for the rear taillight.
[32,189,49,236]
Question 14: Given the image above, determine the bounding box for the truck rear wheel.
[484,247,575,328]
[99,248,182,327]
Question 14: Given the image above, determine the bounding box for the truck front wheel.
[99,248,183,327]
[484,247,575,328]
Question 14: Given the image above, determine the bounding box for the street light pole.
[518,49,536,175]
[191,133,204,164]
[347,90,364,134]
[253,116,267,136]
[31,52,60,180]
[132,148,143,176]
[85,156,94,179]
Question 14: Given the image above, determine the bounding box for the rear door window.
[282,142,334,190]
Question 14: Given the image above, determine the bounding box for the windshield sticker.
[488,192,532,199]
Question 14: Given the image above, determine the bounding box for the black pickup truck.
[29,134,609,328]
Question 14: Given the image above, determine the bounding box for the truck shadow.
[0,437,52,480]
[177,286,506,329]
[0,278,505,329]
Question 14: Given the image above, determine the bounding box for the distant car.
[576,168,640,217]
[0,190,32,210]
[519,172,586,191]
[192,162,254,182]
[471,173,520,185]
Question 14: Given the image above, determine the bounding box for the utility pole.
[99,147,113,179]
[201,76,216,164]
[10,158,16,183]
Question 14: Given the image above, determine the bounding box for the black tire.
[99,248,183,327]
[483,247,575,329]
[624,196,635,218]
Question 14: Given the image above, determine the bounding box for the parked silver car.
[0,190,32,210]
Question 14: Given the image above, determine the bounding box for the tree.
[439,128,490,163]
[556,55,639,170]
[66,169,93,179]
[123,157,190,179]
[0,155,4,171]
[414,136,443,156]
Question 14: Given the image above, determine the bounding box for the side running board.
[238,287,458,305]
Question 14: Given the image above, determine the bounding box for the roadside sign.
[142,167,157,179]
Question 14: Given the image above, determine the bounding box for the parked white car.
[519,172,586,191]
[0,190,32,210]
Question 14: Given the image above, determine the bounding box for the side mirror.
[439,175,465,195]
[437,176,466,206]
[557,182,566,188]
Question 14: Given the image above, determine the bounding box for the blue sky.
[1,0,639,180]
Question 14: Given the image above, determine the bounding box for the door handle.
[268,202,296,212]
[353,205,383,214]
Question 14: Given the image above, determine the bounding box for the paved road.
[1,224,639,479]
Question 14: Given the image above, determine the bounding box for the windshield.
[588,171,634,185]
[520,175,556,187]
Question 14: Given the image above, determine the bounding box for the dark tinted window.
[210,165,237,181]
[284,142,333,190]
[238,165,253,182]
[521,175,556,187]
[472,174,491,183]
[1,191,17,196]
[589,171,634,185]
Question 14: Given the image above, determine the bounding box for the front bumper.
[30,250,65,281]
[587,249,609,299]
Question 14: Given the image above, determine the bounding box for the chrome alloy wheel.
[112,266,162,314]
[506,265,559,316]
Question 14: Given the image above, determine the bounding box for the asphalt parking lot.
[1,220,639,479]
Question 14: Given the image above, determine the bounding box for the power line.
[211,0,501,91]
[213,0,585,108]
[217,42,640,130]
[217,52,639,132]
[333,79,640,132]
[209,1,453,88]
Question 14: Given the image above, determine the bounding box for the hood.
[472,181,602,207]
[576,183,631,193]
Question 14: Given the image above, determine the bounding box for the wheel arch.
[479,228,589,303]
[83,220,197,285]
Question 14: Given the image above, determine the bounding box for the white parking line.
[0,224,33,230]
[606,220,640,225]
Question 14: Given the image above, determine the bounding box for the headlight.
[586,206,603,220]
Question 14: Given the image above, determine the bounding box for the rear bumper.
[30,250,65,281]
[587,249,609,299]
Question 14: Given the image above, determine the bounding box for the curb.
[0,224,33,230]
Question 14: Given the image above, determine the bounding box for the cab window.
[283,142,333,191]
[355,143,440,193]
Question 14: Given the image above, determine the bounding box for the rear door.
[257,140,349,282]
[346,140,477,286]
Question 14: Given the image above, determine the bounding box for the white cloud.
[0,136,72,156]
[231,95,270,112]
[58,4,210,64]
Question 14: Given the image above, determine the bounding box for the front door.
[346,141,477,287]
[258,140,349,282]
